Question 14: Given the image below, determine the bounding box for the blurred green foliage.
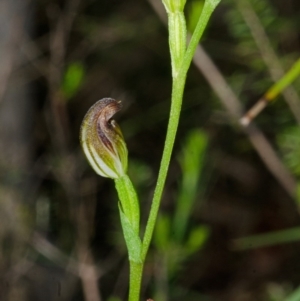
[61,62,85,100]
[173,129,208,242]
[278,127,300,177]
[226,0,278,61]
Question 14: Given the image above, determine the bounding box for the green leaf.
[185,225,210,254]
[115,175,140,234]
[61,62,85,100]
[119,206,142,263]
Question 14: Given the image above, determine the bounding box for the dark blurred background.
[1,0,300,300]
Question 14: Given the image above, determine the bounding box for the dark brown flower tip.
[80,98,128,179]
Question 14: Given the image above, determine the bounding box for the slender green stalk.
[129,261,144,301]
[141,0,221,261]
[142,74,186,260]
[115,175,143,301]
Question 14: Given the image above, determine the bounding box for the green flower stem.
[141,75,185,260]
[115,174,143,301]
[115,175,140,234]
[141,0,221,261]
[129,261,144,301]
[112,1,221,299]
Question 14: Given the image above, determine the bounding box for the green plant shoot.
[79,0,221,300]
